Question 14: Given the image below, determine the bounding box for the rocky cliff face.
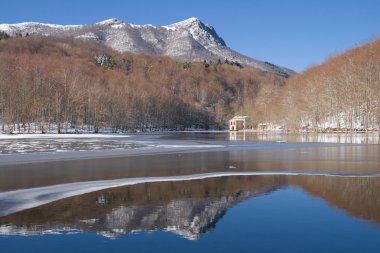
[0,18,293,77]
[97,194,251,240]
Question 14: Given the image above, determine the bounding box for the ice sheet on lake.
[0,133,229,155]
[0,134,140,154]
[0,133,129,139]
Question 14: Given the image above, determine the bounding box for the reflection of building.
[229,131,246,141]
[257,123,268,131]
[229,116,251,131]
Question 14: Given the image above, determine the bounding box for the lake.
[0,132,379,252]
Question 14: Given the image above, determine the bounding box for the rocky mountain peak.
[96,18,123,26]
[166,17,226,47]
[169,17,202,27]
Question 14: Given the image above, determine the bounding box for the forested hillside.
[0,36,285,133]
[266,38,380,131]
[2,35,377,133]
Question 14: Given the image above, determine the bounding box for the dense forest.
[264,38,380,131]
[0,35,379,133]
[0,36,285,133]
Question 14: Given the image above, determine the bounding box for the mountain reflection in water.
[1,175,379,240]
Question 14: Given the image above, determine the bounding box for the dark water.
[0,133,380,252]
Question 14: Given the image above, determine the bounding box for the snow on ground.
[0,122,131,135]
[299,106,379,131]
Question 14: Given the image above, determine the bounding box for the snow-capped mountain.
[0,18,293,77]
[0,193,254,240]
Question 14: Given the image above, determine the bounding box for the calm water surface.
[0,132,379,252]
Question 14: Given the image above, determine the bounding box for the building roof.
[230,116,249,120]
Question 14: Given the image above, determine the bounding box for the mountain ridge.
[0,18,294,77]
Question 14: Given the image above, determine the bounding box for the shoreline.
[0,129,379,137]
[0,132,377,166]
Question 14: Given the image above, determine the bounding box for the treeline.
[255,38,380,131]
[0,36,285,133]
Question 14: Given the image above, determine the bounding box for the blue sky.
[1,0,379,72]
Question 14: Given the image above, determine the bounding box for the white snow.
[75,32,99,40]
[0,133,128,140]
[0,24,12,32]
[167,17,200,28]
[111,23,125,29]
[162,25,177,31]
[129,23,143,28]
[129,23,155,29]
[96,18,122,25]
[0,22,82,32]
